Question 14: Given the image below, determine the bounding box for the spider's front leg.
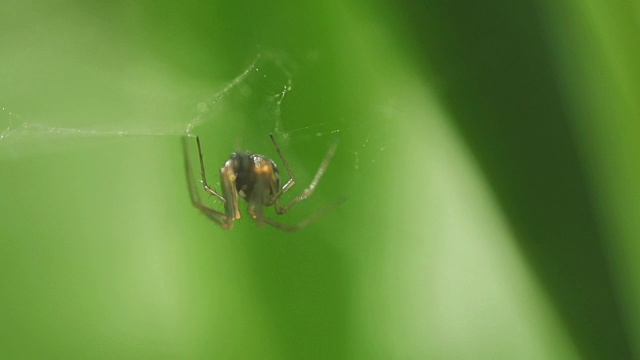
[195,136,225,203]
[184,135,235,229]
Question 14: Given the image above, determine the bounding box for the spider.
[183,133,343,231]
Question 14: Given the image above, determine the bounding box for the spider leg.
[183,135,233,229]
[274,138,339,215]
[193,201,233,229]
[268,133,296,203]
[195,136,225,203]
[256,196,347,231]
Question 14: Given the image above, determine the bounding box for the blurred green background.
[1,0,639,358]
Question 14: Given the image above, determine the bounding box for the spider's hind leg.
[275,139,339,215]
[258,195,347,232]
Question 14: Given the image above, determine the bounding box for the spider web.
[0,51,387,181]
[0,54,261,159]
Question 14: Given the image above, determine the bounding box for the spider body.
[227,151,280,203]
[184,134,343,231]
